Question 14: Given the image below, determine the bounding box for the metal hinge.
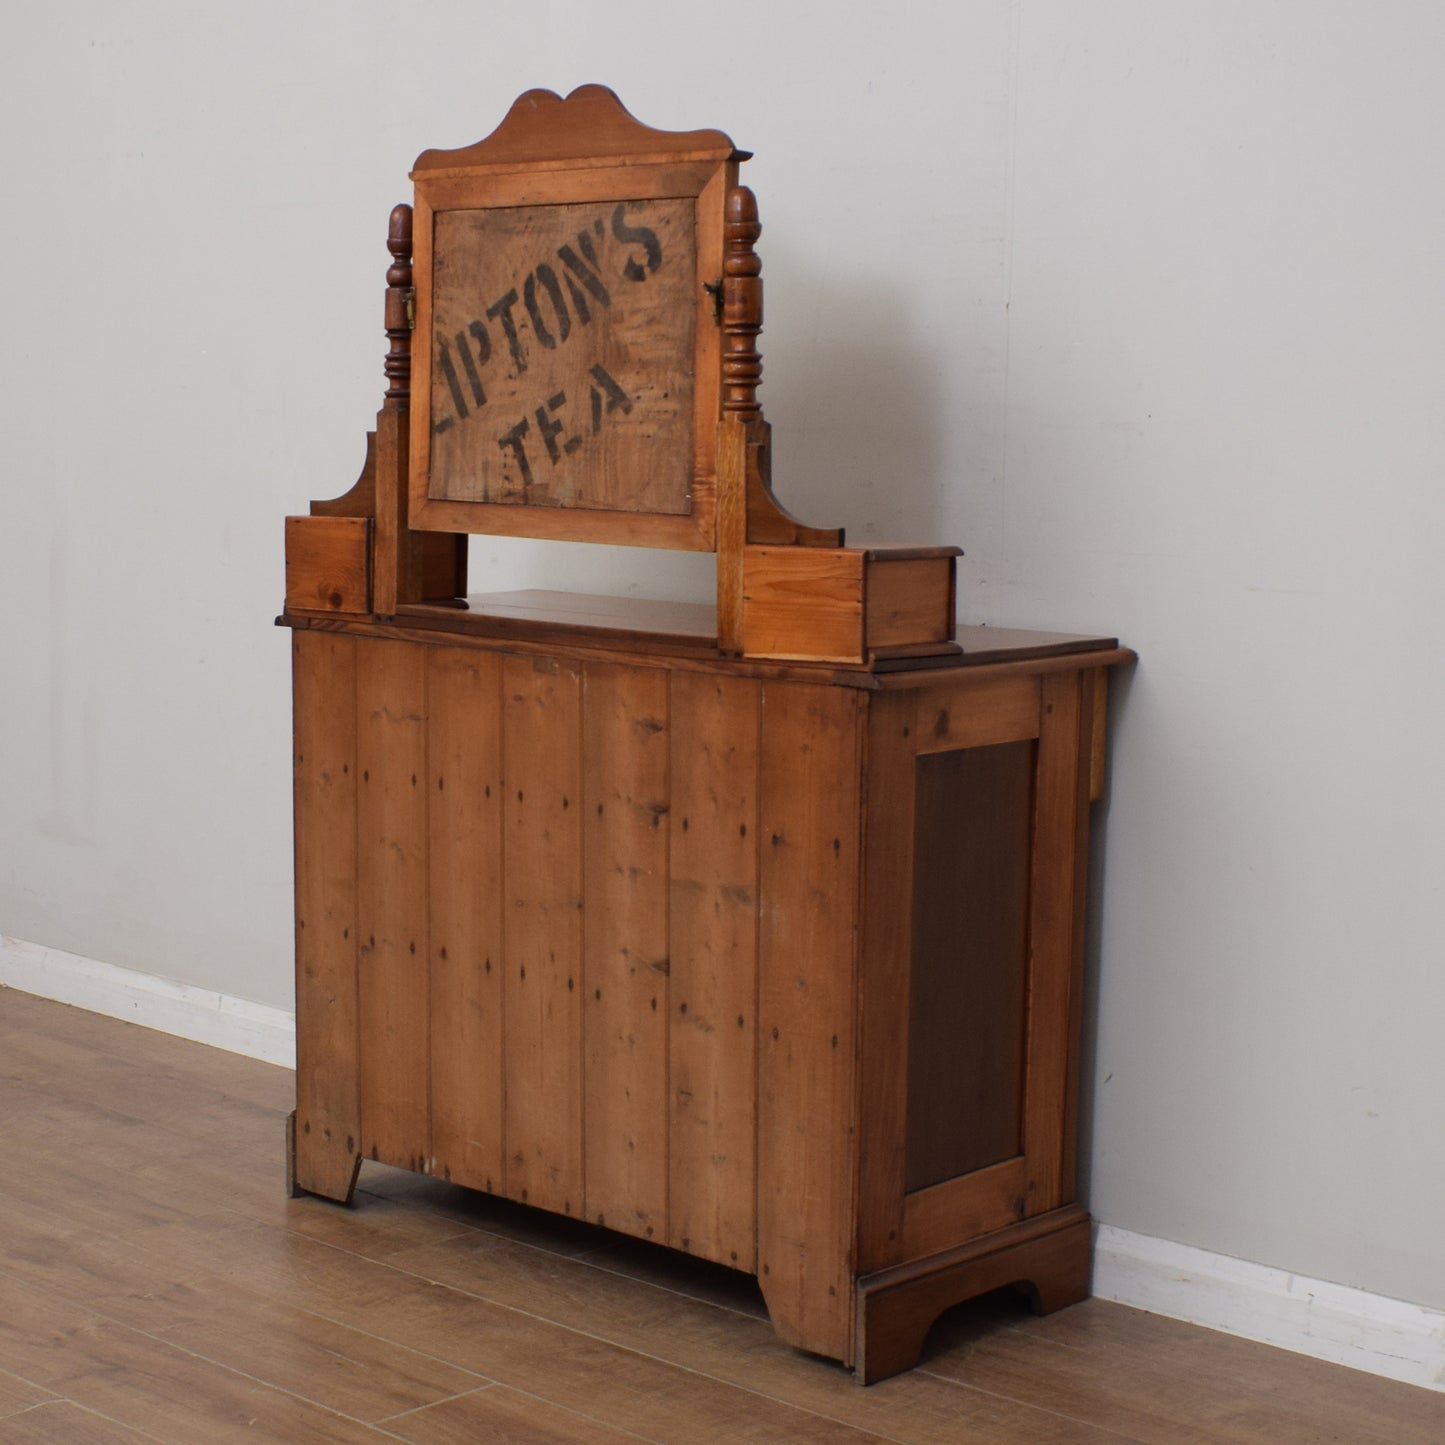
[405,288,416,329]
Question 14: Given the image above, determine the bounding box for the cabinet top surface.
[282,590,1128,683]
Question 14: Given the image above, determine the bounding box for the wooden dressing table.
[281,85,1131,1382]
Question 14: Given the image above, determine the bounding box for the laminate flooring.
[0,986,1440,1443]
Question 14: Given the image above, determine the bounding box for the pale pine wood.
[284,514,370,615]
[291,631,362,1202]
[743,546,864,661]
[425,647,505,1193]
[742,546,960,662]
[383,1386,645,1444]
[756,682,864,1364]
[356,639,431,1171]
[581,661,671,1240]
[373,401,408,615]
[667,671,761,1269]
[502,654,585,1216]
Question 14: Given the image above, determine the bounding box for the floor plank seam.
[375,1382,663,1444]
[3,1397,174,1445]
[912,1367,1151,1441]
[48,1302,422,1439]
[372,1381,499,1425]
[278,1243,906,1442]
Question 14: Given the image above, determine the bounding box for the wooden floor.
[1,989,1441,1444]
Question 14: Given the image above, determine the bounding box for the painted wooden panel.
[355,639,431,1171]
[426,647,505,1192]
[502,654,585,1215]
[291,632,362,1201]
[756,681,862,1364]
[667,672,760,1269]
[581,662,671,1239]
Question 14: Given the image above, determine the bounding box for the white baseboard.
[1094,1223,1445,1393]
[2,935,1440,1393]
[0,934,295,1069]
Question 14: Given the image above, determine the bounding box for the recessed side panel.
[905,740,1035,1193]
[428,198,696,515]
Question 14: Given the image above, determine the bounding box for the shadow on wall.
[761,268,969,553]
[1075,658,1139,1211]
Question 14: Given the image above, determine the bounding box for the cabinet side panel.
[757,682,862,1364]
[355,639,432,1171]
[427,647,505,1192]
[582,661,671,1240]
[1023,671,1088,1211]
[667,672,760,1270]
[502,654,585,1215]
[906,741,1034,1191]
[292,632,362,1200]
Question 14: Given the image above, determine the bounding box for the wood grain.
[742,547,864,662]
[756,681,863,1363]
[284,514,371,615]
[855,686,918,1273]
[411,85,737,173]
[426,647,505,1193]
[864,555,954,649]
[667,672,760,1268]
[427,198,696,517]
[581,662,671,1240]
[382,1385,645,1444]
[291,631,362,1202]
[6,991,1440,1443]
[502,653,585,1215]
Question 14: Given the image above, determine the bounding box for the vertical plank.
[581,662,671,1239]
[291,632,362,1201]
[355,639,431,1171]
[1023,670,1086,1211]
[427,647,505,1193]
[756,681,863,1365]
[668,672,760,1269]
[855,686,916,1270]
[502,654,584,1216]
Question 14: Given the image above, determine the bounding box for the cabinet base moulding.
[855,1204,1092,1384]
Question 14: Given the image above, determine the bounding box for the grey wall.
[3,2,1442,1311]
